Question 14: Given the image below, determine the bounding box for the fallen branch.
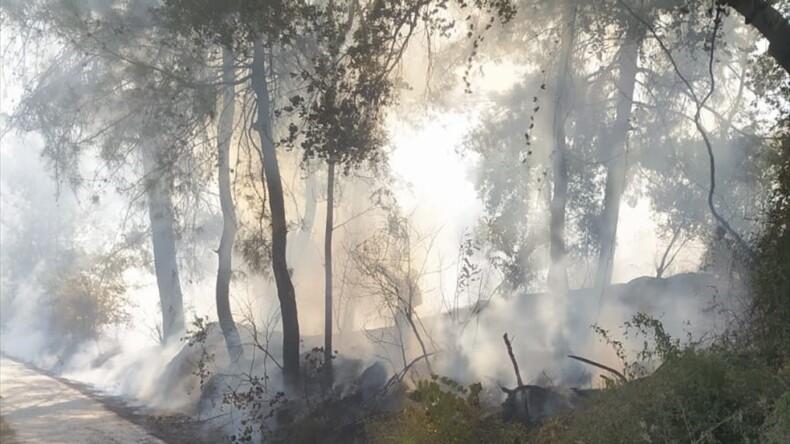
[380,351,438,399]
[567,354,626,383]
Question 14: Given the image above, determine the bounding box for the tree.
[462,0,591,292]
[718,0,790,74]
[594,8,646,288]
[3,0,217,343]
[215,45,244,364]
[293,0,404,381]
[159,0,305,384]
[251,39,302,385]
[547,3,578,295]
[141,142,186,341]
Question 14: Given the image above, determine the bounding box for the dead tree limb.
[503,333,525,387]
[567,354,626,383]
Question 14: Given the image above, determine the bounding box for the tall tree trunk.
[324,160,335,380]
[216,46,243,364]
[251,40,301,386]
[547,5,577,295]
[595,24,642,289]
[719,0,790,75]
[141,145,185,343]
[303,168,318,233]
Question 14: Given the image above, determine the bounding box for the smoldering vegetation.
[0,0,788,443]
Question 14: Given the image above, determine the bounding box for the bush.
[749,119,790,372]
[536,348,786,443]
[761,391,790,443]
[45,251,131,353]
[367,375,527,444]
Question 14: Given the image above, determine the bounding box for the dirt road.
[0,357,166,444]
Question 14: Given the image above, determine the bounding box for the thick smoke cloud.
[0,1,779,439]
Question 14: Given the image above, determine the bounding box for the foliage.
[536,348,786,444]
[224,374,285,443]
[45,250,132,353]
[236,227,273,276]
[761,391,790,443]
[367,375,527,444]
[748,117,790,372]
[158,0,304,50]
[182,316,216,389]
[592,312,686,381]
[536,314,788,444]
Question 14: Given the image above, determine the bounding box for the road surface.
[0,357,165,444]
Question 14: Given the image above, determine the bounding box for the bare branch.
[567,354,627,383]
[503,333,525,387]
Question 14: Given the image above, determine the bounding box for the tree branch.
[567,354,627,383]
[618,1,754,258]
[503,333,525,387]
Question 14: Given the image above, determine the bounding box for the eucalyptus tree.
[159,0,306,385]
[214,46,244,363]
[590,0,780,285]
[2,0,217,343]
[591,1,649,288]
[462,0,596,292]
[619,0,781,268]
[464,0,782,293]
[546,2,578,294]
[297,0,518,375]
[160,0,516,387]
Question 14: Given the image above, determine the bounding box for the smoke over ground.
[0,0,780,441]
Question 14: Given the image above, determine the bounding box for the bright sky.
[389,112,482,228]
[387,111,703,289]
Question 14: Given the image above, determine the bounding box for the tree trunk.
[251,40,301,386]
[216,46,243,364]
[303,168,318,233]
[595,24,642,289]
[547,5,577,295]
[719,0,790,75]
[141,145,185,343]
[324,160,335,380]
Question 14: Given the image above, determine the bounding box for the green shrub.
[536,349,785,444]
[761,391,790,443]
[46,251,131,353]
[368,375,527,444]
[749,122,790,373]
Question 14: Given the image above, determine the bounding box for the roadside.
[0,356,224,444]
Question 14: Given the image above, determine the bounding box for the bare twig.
[383,351,438,394]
